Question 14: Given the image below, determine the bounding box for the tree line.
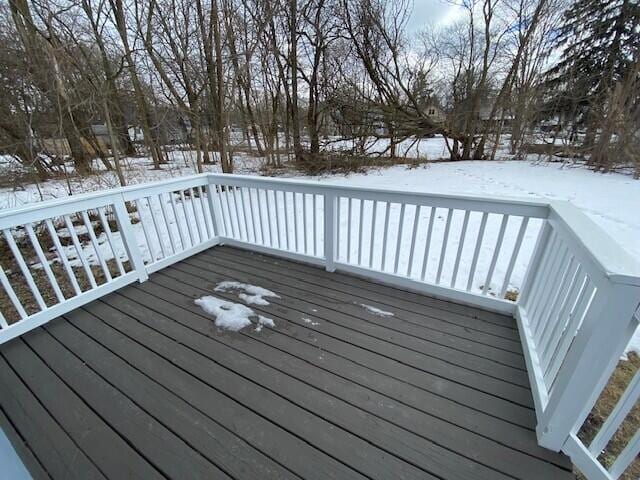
[1,0,638,182]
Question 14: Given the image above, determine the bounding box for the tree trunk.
[288,0,303,163]
[102,97,126,186]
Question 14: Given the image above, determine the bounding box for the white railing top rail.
[208,173,550,216]
[0,174,210,230]
[549,201,640,286]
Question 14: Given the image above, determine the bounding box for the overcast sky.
[406,0,465,33]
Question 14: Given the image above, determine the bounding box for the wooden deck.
[0,246,574,479]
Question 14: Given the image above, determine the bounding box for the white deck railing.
[0,173,638,479]
[516,202,640,480]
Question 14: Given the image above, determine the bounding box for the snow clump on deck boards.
[214,281,280,305]
[195,296,276,332]
[359,304,394,317]
[195,281,278,332]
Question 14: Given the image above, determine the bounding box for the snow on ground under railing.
[333,198,543,296]
[318,133,579,160]
[25,188,210,268]
[301,160,640,263]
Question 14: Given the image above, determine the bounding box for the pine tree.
[544,0,640,144]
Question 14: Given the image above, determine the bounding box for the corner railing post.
[206,175,223,239]
[536,283,640,451]
[114,195,148,282]
[324,192,337,272]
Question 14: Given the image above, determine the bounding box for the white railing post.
[113,196,148,282]
[206,176,223,238]
[536,282,640,451]
[324,192,337,272]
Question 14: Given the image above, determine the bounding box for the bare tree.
[108,0,167,169]
[10,0,94,173]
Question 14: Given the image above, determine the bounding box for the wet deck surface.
[0,246,574,479]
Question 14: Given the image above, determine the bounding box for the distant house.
[127,113,191,144]
[89,123,118,147]
[423,102,445,124]
[90,123,109,139]
[36,122,113,157]
[476,103,514,131]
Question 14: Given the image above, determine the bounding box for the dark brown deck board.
[21,328,229,480]
[171,257,533,404]
[138,275,536,428]
[85,297,422,480]
[67,304,365,480]
[194,251,525,364]
[0,381,55,480]
[44,317,295,480]
[209,248,521,339]
[0,245,574,479]
[217,248,525,352]
[217,246,518,329]
[108,284,513,480]
[123,277,568,474]
[0,354,103,480]
[191,251,528,368]
[2,337,162,479]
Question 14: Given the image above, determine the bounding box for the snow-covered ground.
[321,135,453,159]
[319,132,569,160]
[0,150,262,209]
[299,160,640,262]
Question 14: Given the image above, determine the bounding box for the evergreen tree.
[544,0,640,143]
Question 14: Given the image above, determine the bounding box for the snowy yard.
[299,160,640,263]
[0,150,262,209]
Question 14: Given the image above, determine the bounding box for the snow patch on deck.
[195,296,275,332]
[214,281,280,305]
[255,316,275,332]
[359,304,394,317]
